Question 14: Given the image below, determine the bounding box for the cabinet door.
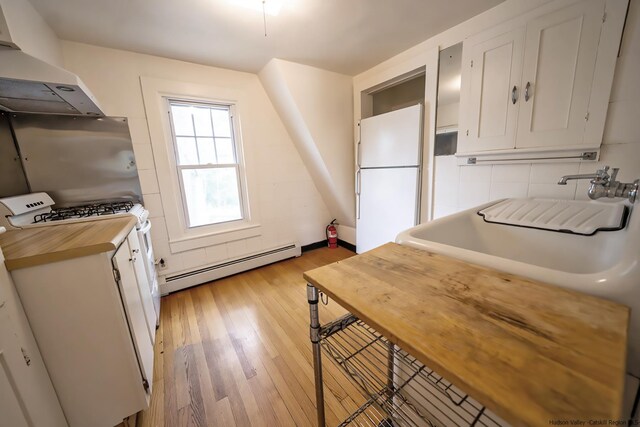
[113,235,154,390]
[127,231,156,344]
[458,28,525,153]
[0,251,67,427]
[515,0,604,148]
[0,307,30,427]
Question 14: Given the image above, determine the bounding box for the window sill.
[169,223,262,253]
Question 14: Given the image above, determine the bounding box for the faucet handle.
[610,167,619,182]
[593,166,611,183]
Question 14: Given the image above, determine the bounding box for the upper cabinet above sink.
[457,0,628,162]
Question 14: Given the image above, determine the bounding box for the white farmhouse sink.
[396,198,640,377]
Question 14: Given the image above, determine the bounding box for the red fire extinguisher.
[326,219,338,249]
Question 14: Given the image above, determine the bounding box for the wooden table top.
[0,217,136,271]
[303,243,629,426]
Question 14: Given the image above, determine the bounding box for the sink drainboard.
[477,198,627,236]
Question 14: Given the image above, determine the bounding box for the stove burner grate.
[33,201,135,223]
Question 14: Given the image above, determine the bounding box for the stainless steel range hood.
[0,49,104,116]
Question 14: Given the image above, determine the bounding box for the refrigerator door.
[356,167,420,253]
[359,104,422,168]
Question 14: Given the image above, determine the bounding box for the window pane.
[192,106,214,137]
[181,167,242,227]
[176,137,198,165]
[211,108,231,137]
[197,137,216,164]
[215,138,236,164]
[170,105,194,136]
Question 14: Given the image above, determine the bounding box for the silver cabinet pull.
[511,86,518,104]
[525,81,531,102]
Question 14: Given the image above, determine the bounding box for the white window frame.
[166,98,247,229]
[140,77,261,253]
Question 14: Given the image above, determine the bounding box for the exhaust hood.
[0,49,104,116]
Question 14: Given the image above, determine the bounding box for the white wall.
[259,59,355,233]
[0,0,62,66]
[433,0,640,218]
[61,42,332,287]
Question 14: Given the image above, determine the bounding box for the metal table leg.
[307,284,326,427]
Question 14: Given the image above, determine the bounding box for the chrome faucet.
[558,166,639,203]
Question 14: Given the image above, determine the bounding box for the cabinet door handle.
[524,81,531,102]
[511,86,518,104]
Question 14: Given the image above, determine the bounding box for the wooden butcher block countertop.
[303,243,629,426]
[0,217,136,271]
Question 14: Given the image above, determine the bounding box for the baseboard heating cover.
[161,243,301,294]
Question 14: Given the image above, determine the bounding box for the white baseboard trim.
[160,243,301,294]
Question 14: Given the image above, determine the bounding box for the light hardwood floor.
[138,247,366,427]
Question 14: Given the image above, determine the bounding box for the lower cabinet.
[0,247,67,427]
[9,228,153,427]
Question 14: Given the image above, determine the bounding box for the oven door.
[137,219,160,325]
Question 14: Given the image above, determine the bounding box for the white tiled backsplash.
[433,142,640,219]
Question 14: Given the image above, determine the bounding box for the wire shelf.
[339,397,395,427]
[321,317,508,427]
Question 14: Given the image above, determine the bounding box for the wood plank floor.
[138,247,366,427]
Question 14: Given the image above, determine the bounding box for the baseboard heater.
[162,243,301,294]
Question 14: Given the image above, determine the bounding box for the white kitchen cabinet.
[460,28,525,152]
[0,244,67,427]
[124,229,156,345]
[112,231,154,388]
[10,227,152,427]
[516,0,604,149]
[458,0,625,156]
[0,308,31,427]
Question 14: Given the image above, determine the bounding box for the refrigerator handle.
[356,141,361,167]
[356,169,361,219]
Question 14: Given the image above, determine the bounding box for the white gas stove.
[0,192,148,230]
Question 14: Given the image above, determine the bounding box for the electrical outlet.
[157,257,167,270]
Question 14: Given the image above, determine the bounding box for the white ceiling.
[28,0,504,76]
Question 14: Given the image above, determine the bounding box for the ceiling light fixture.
[225,0,284,16]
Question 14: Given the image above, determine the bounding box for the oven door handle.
[138,219,152,234]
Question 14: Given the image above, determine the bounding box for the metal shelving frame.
[307,284,507,427]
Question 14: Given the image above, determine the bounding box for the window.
[167,100,244,228]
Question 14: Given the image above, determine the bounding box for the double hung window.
[167,100,244,228]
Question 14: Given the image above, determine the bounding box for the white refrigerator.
[356,104,423,253]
